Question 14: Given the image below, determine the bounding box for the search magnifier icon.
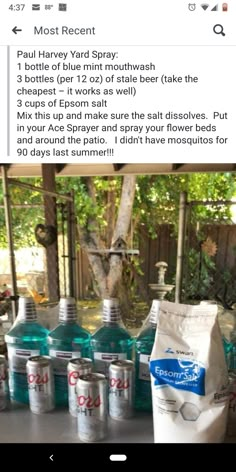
[213,24,225,36]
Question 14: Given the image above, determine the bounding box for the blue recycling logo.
[150,358,205,396]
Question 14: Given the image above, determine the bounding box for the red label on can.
[77,394,101,408]
[27,372,49,385]
[68,370,80,386]
[109,377,129,389]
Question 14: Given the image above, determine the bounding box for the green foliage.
[0,172,235,256]
[0,178,44,248]
[183,246,216,301]
[187,173,234,226]
[133,173,236,239]
[56,176,122,232]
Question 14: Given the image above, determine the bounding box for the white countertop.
[0,403,154,443]
[1,403,235,444]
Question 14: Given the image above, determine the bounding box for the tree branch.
[108,175,136,295]
[111,175,136,247]
[105,177,116,247]
[78,177,108,297]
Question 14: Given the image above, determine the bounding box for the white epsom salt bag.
[150,301,229,443]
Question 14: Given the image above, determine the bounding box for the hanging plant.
[35,224,57,248]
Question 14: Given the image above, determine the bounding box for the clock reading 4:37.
[9,4,25,10]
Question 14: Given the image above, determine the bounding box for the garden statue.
[149,261,175,300]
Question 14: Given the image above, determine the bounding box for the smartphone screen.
[0,0,235,163]
[0,0,235,463]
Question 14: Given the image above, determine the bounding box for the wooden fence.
[76,224,236,300]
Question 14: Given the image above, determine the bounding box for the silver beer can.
[109,359,134,420]
[26,356,55,414]
[0,355,8,411]
[76,373,107,442]
[227,370,236,436]
[67,358,93,417]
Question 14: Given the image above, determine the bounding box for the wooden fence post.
[175,191,188,303]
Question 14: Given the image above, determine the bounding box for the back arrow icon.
[12,26,22,34]
[49,455,53,461]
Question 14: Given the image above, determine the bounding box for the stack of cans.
[25,353,135,442]
[67,358,93,417]
[75,359,135,442]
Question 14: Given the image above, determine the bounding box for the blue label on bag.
[150,358,205,396]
